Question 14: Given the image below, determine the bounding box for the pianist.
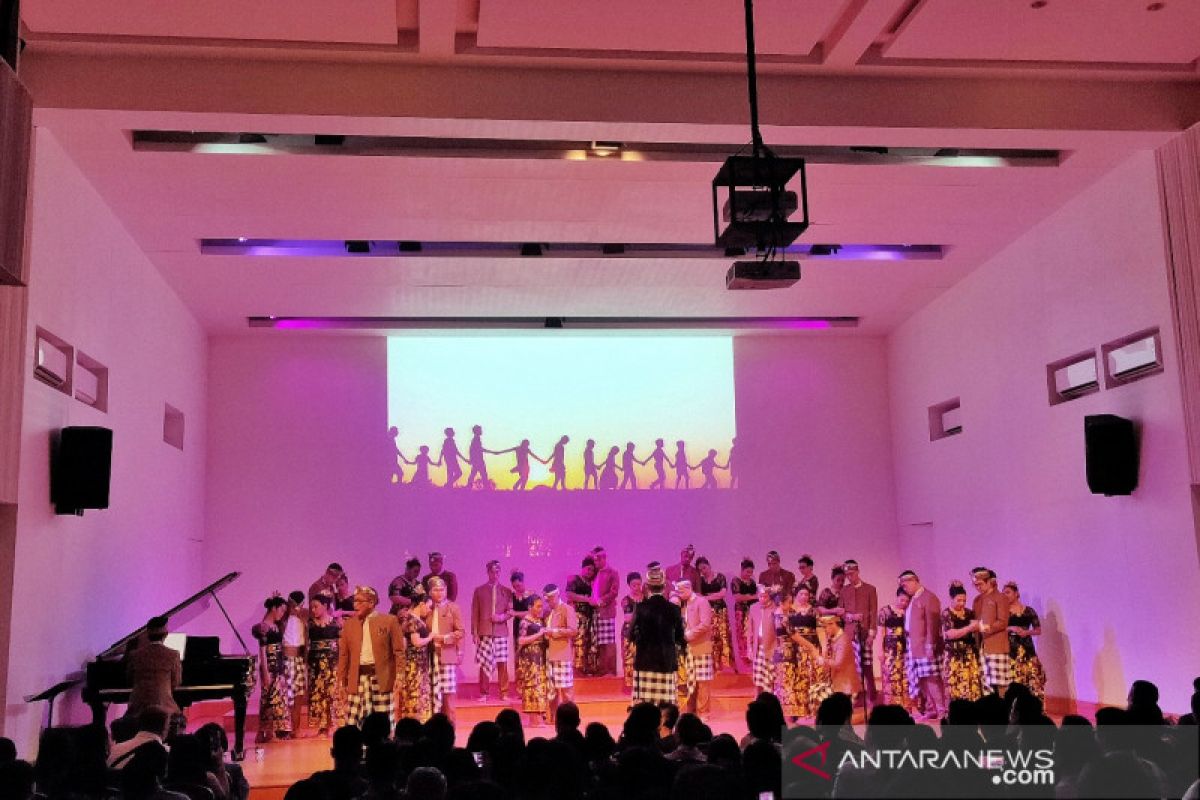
[118,615,184,740]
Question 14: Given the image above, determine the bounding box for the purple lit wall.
[198,333,902,674]
[889,152,1200,713]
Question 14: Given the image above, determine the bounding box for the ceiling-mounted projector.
[726,260,800,290]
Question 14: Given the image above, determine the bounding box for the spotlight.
[601,243,626,255]
[398,241,422,253]
[344,240,371,254]
[544,317,565,328]
[520,243,545,257]
[589,141,622,157]
[314,134,346,146]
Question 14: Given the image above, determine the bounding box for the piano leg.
[231,687,248,761]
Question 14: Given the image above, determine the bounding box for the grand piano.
[82,572,254,760]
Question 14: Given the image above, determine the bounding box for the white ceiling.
[17,1,1200,335]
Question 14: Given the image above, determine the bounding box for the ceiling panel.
[21,0,400,45]
[886,0,1200,65]
[476,0,843,56]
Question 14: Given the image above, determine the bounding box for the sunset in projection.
[386,336,737,491]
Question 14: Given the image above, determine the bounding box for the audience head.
[406,766,448,800]
[0,738,15,766]
[555,702,581,735]
[815,693,854,729]
[394,716,423,745]
[659,702,680,733]
[494,708,524,744]
[330,725,364,768]
[0,759,34,800]
[621,702,661,747]
[362,711,392,747]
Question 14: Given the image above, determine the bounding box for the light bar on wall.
[204,239,943,261]
[133,132,1063,168]
[248,316,858,331]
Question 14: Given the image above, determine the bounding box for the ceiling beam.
[18,46,1200,133]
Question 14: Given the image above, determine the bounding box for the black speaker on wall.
[51,426,112,515]
[1084,414,1138,496]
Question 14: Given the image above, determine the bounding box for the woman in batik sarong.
[782,586,821,721]
[565,557,599,676]
[942,581,984,702]
[620,572,645,689]
[253,595,289,742]
[306,593,342,735]
[697,557,733,673]
[516,594,551,727]
[730,559,759,669]
[1003,581,1047,702]
[877,585,912,711]
[396,598,435,723]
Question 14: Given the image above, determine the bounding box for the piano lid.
[96,571,245,659]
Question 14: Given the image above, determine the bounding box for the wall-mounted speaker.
[1084,414,1138,496]
[52,426,112,515]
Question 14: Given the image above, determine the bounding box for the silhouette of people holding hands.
[548,436,570,491]
[599,446,621,490]
[495,439,544,491]
[693,448,727,489]
[583,439,599,490]
[441,428,468,488]
[467,425,498,490]
[399,445,440,486]
[388,426,405,484]
[673,441,692,489]
[620,443,640,490]
[647,438,670,489]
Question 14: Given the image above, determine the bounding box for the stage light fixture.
[589,140,622,157]
[344,240,371,253]
[398,241,423,252]
[520,243,545,257]
[601,243,626,255]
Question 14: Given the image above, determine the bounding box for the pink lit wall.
[199,334,902,672]
[888,150,1200,713]
[1,130,207,752]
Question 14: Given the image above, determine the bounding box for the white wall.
[888,150,1200,712]
[1,129,207,753]
[198,333,903,670]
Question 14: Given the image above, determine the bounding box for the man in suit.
[427,576,465,724]
[471,559,514,700]
[123,615,185,738]
[336,586,406,727]
[665,545,702,599]
[630,562,686,707]
[543,584,579,717]
[900,570,946,720]
[816,613,862,698]
[591,546,621,676]
[422,551,459,602]
[677,580,714,717]
[841,559,879,706]
[759,550,796,599]
[971,567,1013,697]
[746,585,779,696]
